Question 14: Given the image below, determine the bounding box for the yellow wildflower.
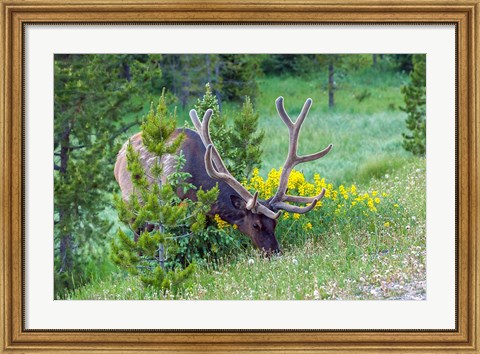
[214,214,230,229]
[293,213,300,220]
[374,197,380,204]
[303,222,313,231]
[298,184,306,196]
[384,222,390,228]
[350,184,357,195]
[332,190,338,201]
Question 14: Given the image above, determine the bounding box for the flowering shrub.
[242,167,404,247]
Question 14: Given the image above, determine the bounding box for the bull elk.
[114,96,333,255]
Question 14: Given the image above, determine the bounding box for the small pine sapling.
[194,83,233,166]
[194,84,264,180]
[229,96,265,179]
[111,91,218,296]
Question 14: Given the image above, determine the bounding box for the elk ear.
[230,195,246,210]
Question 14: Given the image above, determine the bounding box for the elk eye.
[253,223,260,230]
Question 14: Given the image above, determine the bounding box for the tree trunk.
[58,124,74,273]
[372,54,378,67]
[59,229,73,272]
[328,61,335,109]
[158,243,165,271]
[123,62,131,81]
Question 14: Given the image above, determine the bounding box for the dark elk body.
[114,97,333,255]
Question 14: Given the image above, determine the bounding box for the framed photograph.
[1,0,478,352]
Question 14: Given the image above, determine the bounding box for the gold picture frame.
[1,0,478,352]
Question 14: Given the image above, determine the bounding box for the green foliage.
[194,83,231,160]
[261,54,318,77]
[141,88,185,156]
[54,54,162,297]
[391,54,414,73]
[354,156,408,185]
[401,55,426,156]
[194,84,264,180]
[343,55,373,71]
[156,54,260,111]
[229,96,265,179]
[217,54,261,103]
[353,88,372,103]
[111,95,219,295]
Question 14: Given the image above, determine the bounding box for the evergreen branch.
[165,232,194,240]
[110,121,139,141]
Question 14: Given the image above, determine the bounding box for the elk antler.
[190,109,281,220]
[268,97,333,213]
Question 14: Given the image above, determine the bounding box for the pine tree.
[194,84,264,180]
[194,83,233,164]
[229,96,265,179]
[141,88,185,157]
[217,54,260,103]
[111,92,218,296]
[401,55,426,156]
[54,54,162,296]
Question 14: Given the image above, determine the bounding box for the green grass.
[225,69,409,185]
[66,158,425,300]
[256,109,410,185]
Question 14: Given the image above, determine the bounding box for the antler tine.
[190,109,229,175]
[204,145,251,200]
[258,204,282,219]
[189,109,203,135]
[297,144,333,164]
[283,188,326,204]
[189,109,213,149]
[270,199,319,214]
[246,191,259,211]
[269,97,332,213]
[275,96,294,128]
[297,98,313,125]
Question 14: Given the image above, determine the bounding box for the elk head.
[189,96,333,255]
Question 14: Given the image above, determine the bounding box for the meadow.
[64,66,426,301]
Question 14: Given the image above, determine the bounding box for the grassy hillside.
[66,158,425,300]
[65,68,426,301]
